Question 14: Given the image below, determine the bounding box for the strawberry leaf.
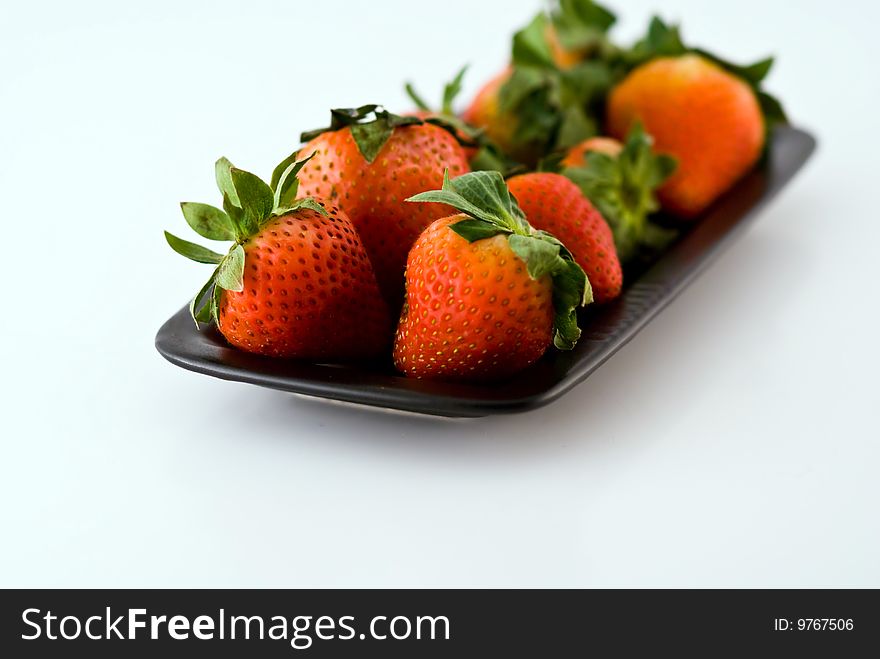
[275,198,329,218]
[270,150,300,192]
[222,192,245,237]
[550,258,592,349]
[194,293,215,324]
[404,83,432,112]
[508,233,567,280]
[555,104,597,150]
[500,49,617,165]
[552,0,616,52]
[441,65,468,114]
[230,168,273,232]
[190,268,219,327]
[409,170,528,233]
[164,231,225,264]
[180,202,236,241]
[692,49,774,86]
[215,244,245,292]
[629,16,686,61]
[758,91,789,126]
[499,68,546,113]
[559,60,615,107]
[329,105,381,131]
[349,120,395,164]
[507,232,591,350]
[450,218,510,242]
[513,14,556,69]
[273,152,316,210]
[215,157,240,207]
[211,283,223,323]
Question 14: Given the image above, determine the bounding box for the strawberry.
[607,18,787,218]
[164,154,390,360]
[561,135,622,164]
[291,105,470,306]
[560,124,678,262]
[461,68,522,162]
[393,170,592,381]
[506,172,622,303]
[462,2,619,166]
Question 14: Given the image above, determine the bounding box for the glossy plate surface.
[156,126,816,417]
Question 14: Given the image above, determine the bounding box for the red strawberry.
[291,106,471,306]
[393,170,592,381]
[506,172,622,303]
[165,154,390,360]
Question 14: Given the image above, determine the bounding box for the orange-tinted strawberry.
[292,106,470,306]
[607,17,786,219]
[393,170,592,381]
[461,68,522,161]
[507,172,621,303]
[560,124,677,261]
[608,54,764,218]
[561,136,622,167]
[165,154,390,360]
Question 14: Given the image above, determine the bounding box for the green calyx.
[551,0,617,53]
[165,153,326,327]
[562,123,678,262]
[405,67,523,177]
[406,65,469,116]
[300,104,476,165]
[499,4,622,164]
[407,170,593,351]
[628,17,788,130]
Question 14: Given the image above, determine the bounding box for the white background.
[1,0,878,587]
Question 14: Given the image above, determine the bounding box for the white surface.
[1,0,878,588]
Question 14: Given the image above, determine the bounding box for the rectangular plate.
[156,126,816,417]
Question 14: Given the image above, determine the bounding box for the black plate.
[156,126,816,417]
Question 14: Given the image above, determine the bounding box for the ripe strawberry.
[462,2,618,166]
[560,124,678,262]
[291,106,470,306]
[607,19,786,218]
[561,136,622,165]
[460,68,522,161]
[506,172,622,303]
[393,170,592,381]
[165,154,390,360]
